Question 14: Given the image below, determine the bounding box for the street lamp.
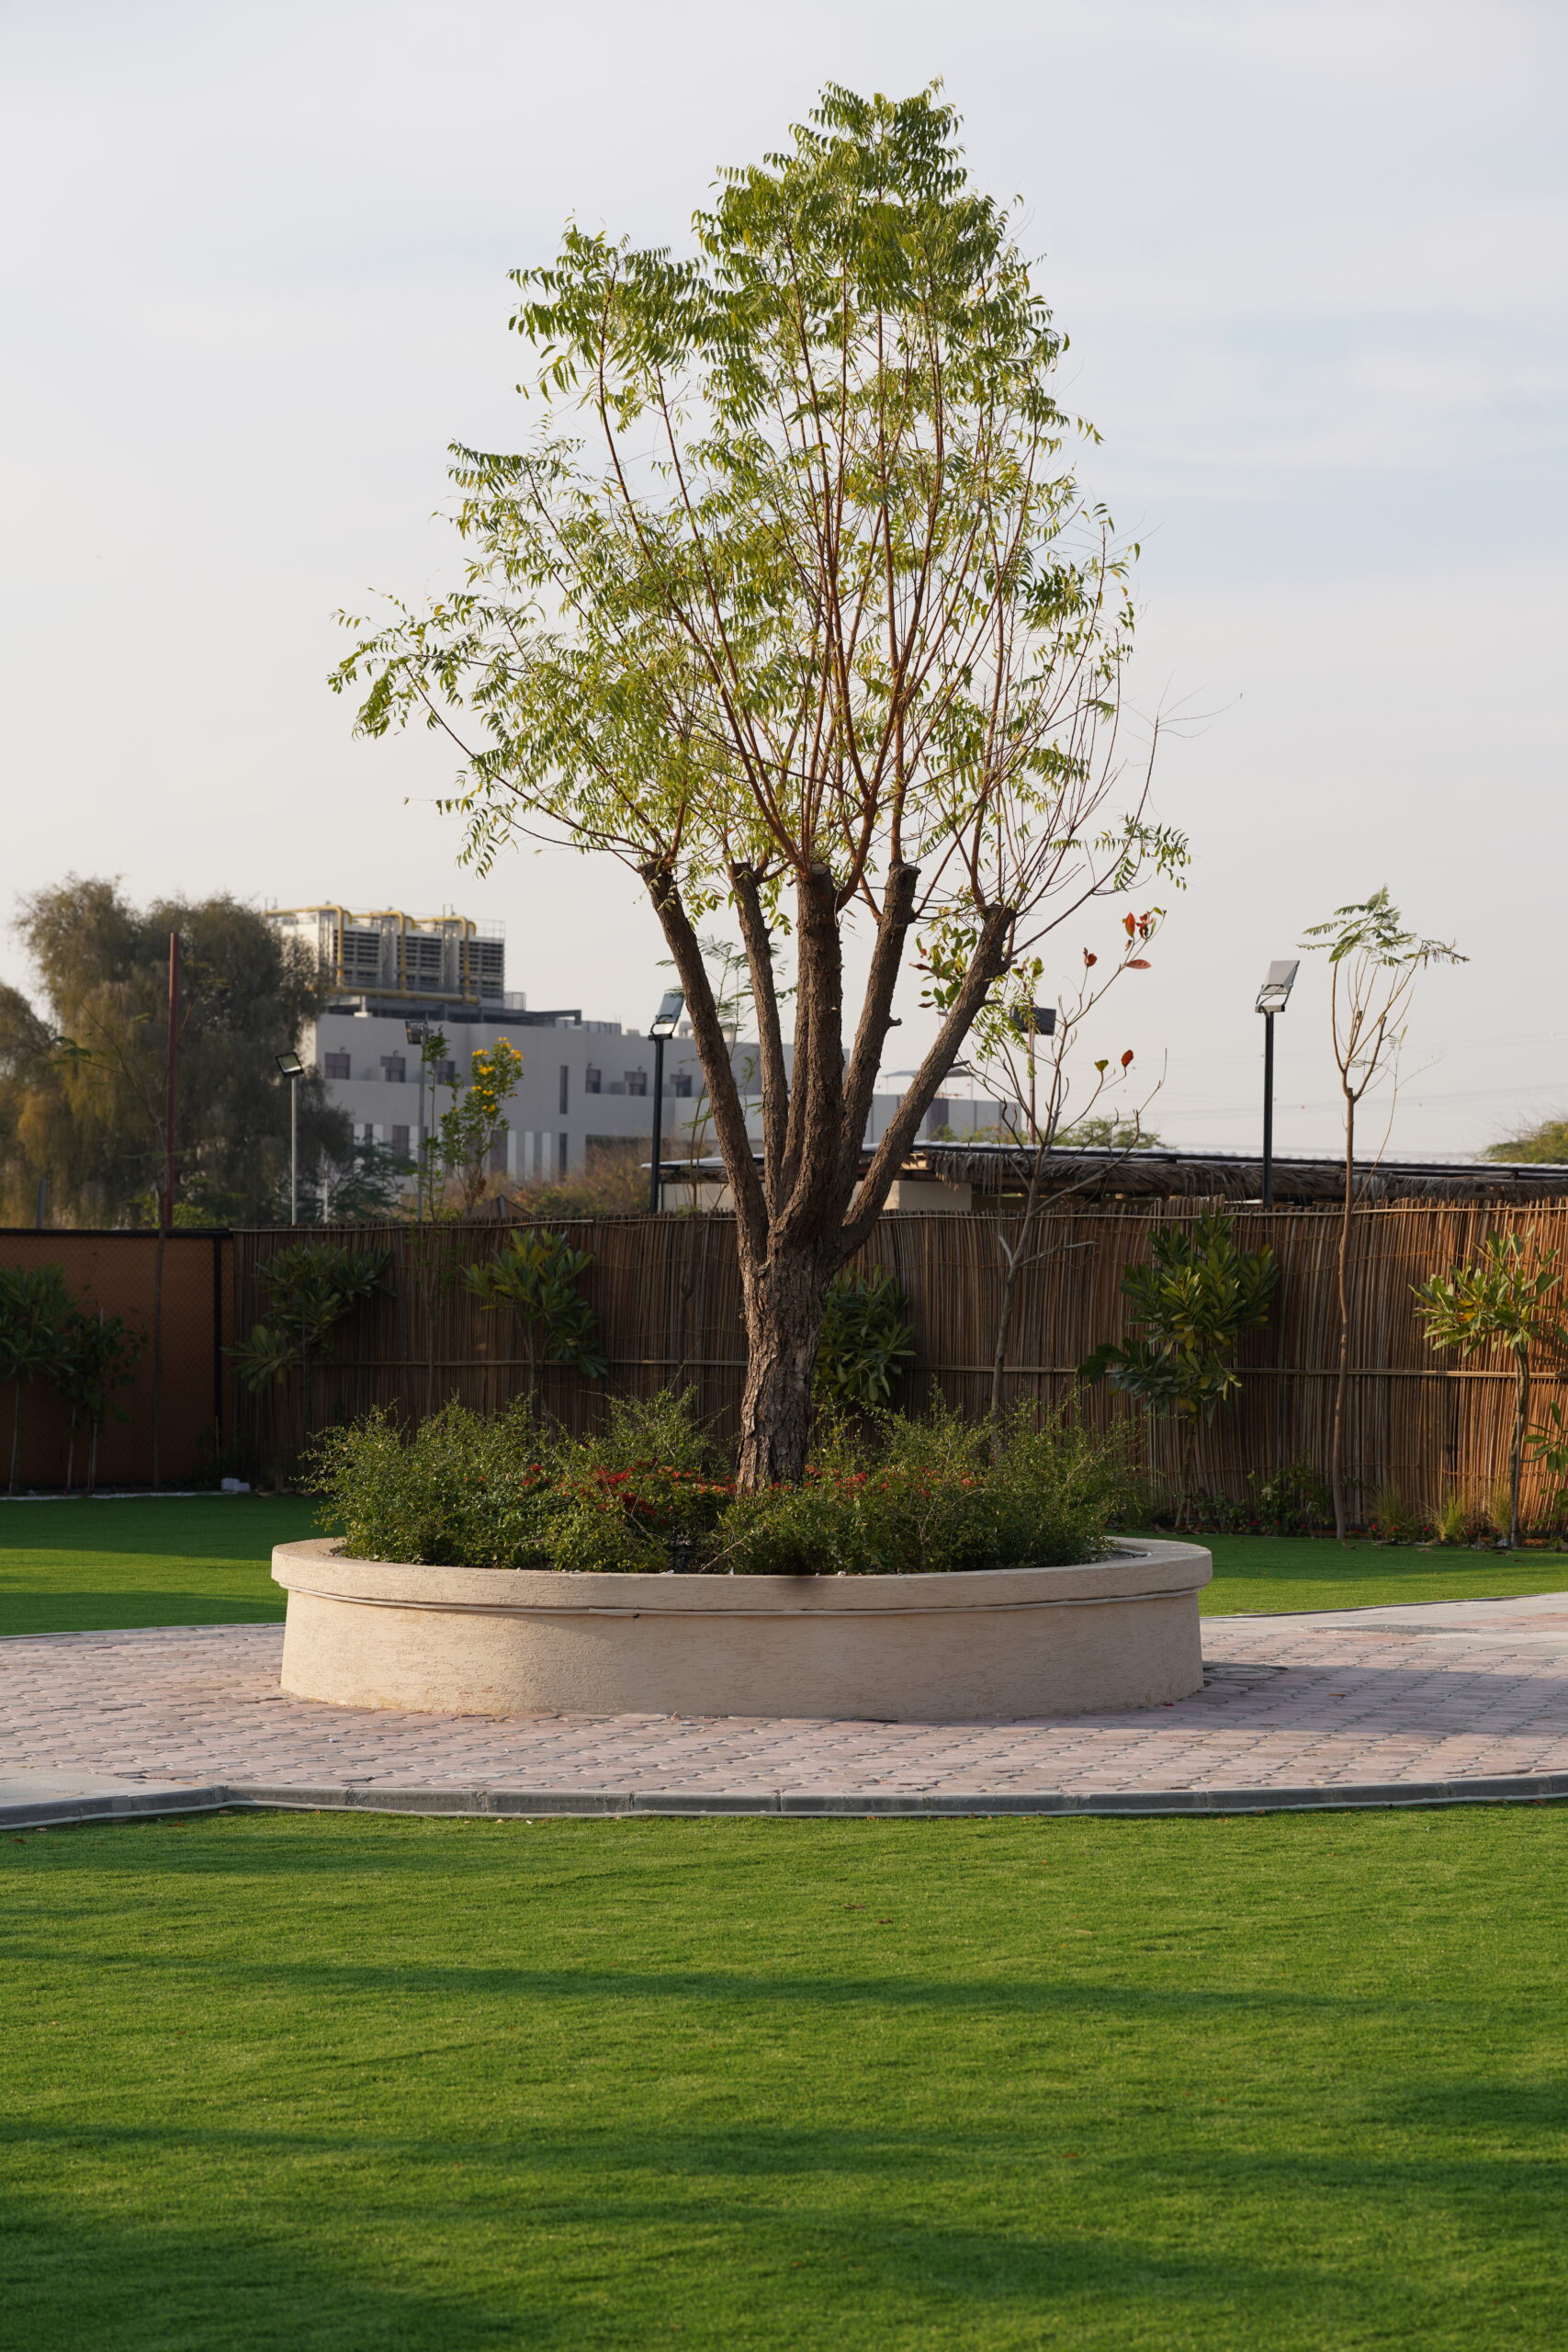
[405,1021,435,1224]
[648,989,684,1213]
[276,1052,304,1225]
[1254,962,1299,1208]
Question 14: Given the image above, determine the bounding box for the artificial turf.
[3,1804,1567,2349]
[0,1496,316,1634]
[2,1498,1567,1634]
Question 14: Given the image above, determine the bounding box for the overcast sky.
[3,0,1563,1157]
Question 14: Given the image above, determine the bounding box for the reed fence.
[231,1202,1568,1516]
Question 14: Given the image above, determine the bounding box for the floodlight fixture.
[1255,961,1299,1017]
[650,989,684,1039]
[276,1053,304,1223]
[1254,960,1300,1206]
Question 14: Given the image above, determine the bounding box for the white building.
[266,901,1008,1190]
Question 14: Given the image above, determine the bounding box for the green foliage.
[0,879,347,1227]
[1487,1115,1568,1166]
[422,1035,525,1216]
[1413,1233,1563,1362]
[311,1391,727,1572]
[813,1269,916,1411]
[1414,1232,1565,1546]
[1525,1399,1568,1519]
[463,1228,606,1378]
[1080,1213,1277,1427]
[311,1393,1130,1576]
[230,1244,389,1392]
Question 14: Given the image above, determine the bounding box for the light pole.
[1254,962,1299,1207]
[276,1052,304,1225]
[648,989,684,1213]
[405,1020,438,1225]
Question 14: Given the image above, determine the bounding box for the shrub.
[813,1269,916,1412]
[311,1393,1131,1575]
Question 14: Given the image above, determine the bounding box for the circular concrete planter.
[272,1537,1212,1722]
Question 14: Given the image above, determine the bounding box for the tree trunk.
[1330,1096,1355,1543]
[736,1250,831,1490]
[1510,1348,1529,1550]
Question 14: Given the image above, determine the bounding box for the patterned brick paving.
[5,1594,1568,1812]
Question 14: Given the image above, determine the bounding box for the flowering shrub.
[312,1391,1130,1575]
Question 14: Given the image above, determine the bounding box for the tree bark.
[1510,1347,1529,1550]
[643,861,1014,1492]
[735,1247,832,1489]
[1330,1094,1355,1543]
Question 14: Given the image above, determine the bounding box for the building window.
[391,1125,411,1157]
[488,1136,508,1176]
[584,1067,602,1095]
[379,1055,406,1084]
[558,1064,570,1114]
[671,1072,694,1098]
[359,1123,377,1146]
[558,1132,569,1176]
[324,1051,351,1081]
[437,1058,457,1085]
[625,1069,648,1098]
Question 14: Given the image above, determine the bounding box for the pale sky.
[3,0,1563,1157]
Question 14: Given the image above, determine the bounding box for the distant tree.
[1486,1116,1568,1166]
[0,878,349,1227]
[1301,889,1464,1542]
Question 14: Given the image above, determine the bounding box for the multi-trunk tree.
[336,85,1183,1487]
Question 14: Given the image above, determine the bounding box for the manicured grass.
[4,1806,1568,2348]
[3,1502,1567,1636]
[1190,1532,1568,1616]
[0,1497,316,1634]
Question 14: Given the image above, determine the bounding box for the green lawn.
[0,1497,316,1635]
[4,1806,1568,2349]
[2,1501,1567,1635]
[1187,1532,1568,1616]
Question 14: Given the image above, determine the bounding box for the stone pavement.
[5,1592,1568,1826]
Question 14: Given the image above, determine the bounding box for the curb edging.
[9,1770,1568,1831]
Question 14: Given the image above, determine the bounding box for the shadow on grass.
[0,2163,1396,2349]
[0,2188,536,2352]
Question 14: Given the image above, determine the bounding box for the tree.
[1080,1213,1277,1525]
[51,1305,146,1493]
[464,1229,607,1383]
[0,880,348,1228]
[955,910,1161,1421]
[0,1265,73,1494]
[1414,1234,1563,1549]
[334,85,1183,1488]
[424,1037,525,1216]
[1486,1115,1568,1166]
[231,1242,389,1474]
[1301,889,1464,1540]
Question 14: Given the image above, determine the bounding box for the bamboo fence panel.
[231,1202,1568,1514]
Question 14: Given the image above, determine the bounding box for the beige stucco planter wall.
[272,1537,1212,1722]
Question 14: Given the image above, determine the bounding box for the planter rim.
[273,1536,1211,1620]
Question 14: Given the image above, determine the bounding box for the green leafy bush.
[311,1392,1131,1575]
[463,1229,606,1379]
[813,1269,916,1411]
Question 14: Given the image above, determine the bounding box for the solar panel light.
[1009,1004,1057,1035]
[1255,961,1299,1017]
[650,989,684,1038]
[275,1051,304,1079]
